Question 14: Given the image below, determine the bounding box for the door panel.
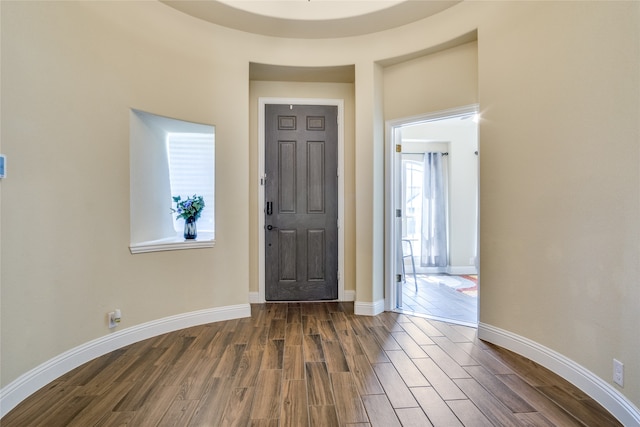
[278,230,297,281]
[307,142,325,213]
[307,229,326,280]
[279,141,297,213]
[265,104,338,301]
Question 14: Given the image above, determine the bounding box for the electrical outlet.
[613,359,624,387]
[108,312,117,329]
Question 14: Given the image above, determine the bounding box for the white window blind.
[167,132,215,233]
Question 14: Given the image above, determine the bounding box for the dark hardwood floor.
[2,302,622,426]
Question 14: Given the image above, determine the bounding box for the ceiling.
[161,0,461,39]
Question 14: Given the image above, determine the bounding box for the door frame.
[258,97,345,302]
[385,104,479,312]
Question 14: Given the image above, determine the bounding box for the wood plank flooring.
[1,303,622,426]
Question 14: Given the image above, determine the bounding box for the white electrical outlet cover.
[613,359,624,387]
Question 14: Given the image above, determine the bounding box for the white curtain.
[420,152,448,267]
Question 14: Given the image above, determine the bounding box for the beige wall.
[383,41,478,121]
[1,0,638,413]
[477,1,639,406]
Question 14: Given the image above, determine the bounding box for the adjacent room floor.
[398,274,478,326]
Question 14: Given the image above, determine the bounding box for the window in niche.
[129,109,215,253]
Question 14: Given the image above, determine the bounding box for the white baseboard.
[0,304,251,418]
[354,299,385,316]
[447,265,478,275]
[248,292,262,304]
[343,290,355,302]
[478,323,640,427]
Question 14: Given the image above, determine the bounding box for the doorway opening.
[386,105,479,327]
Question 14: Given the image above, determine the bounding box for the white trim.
[0,304,250,418]
[129,233,215,254]
[354,299,385,316]
[478,323,640,427]
[343,290,355,302]
[248,292,261,304]
[389,105,479,128]
[258,97,345,303]
[384,122,400,312]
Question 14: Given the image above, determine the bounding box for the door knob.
[267,225,278,231]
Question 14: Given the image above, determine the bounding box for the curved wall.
[1,0,638,421]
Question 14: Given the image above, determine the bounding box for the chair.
[402,239,418,291]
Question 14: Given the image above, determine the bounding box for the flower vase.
[184,217,197,240]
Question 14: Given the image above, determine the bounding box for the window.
[402,159,423,242]
[130,109,215,253]
[167,133,215,233]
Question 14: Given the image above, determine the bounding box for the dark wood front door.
[265,104,338,301]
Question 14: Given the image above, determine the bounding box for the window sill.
[129,232,215,254]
